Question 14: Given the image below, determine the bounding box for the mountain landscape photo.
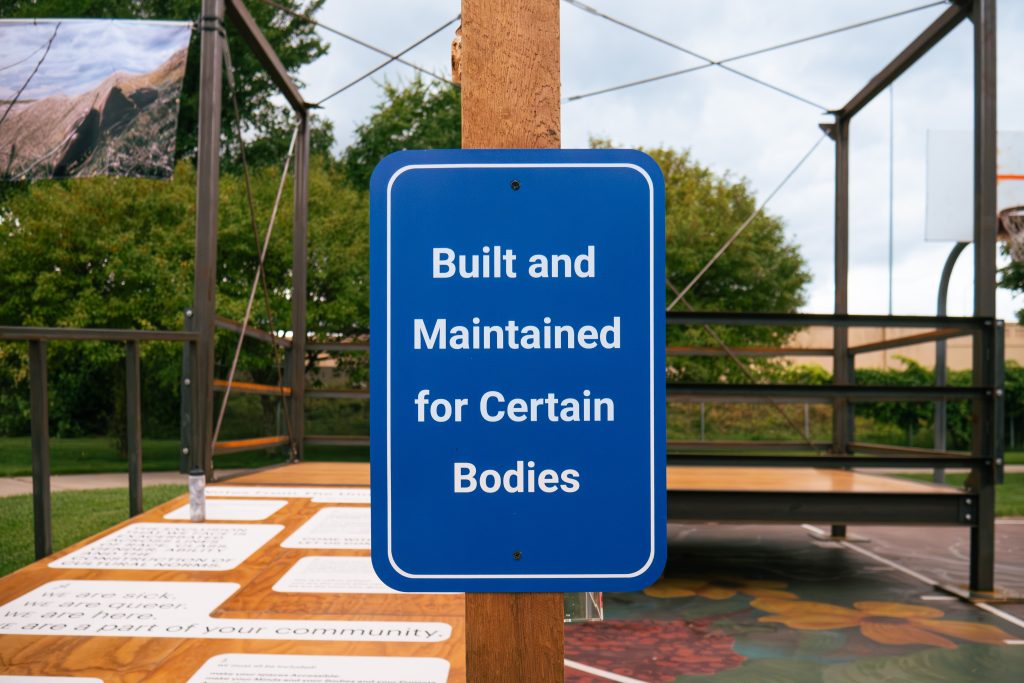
[0,20,191,180]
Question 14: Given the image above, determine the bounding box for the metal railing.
[0,325,199,559]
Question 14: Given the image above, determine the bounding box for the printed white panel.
[206,486,370,504]
[273,556,399,594]
[926,129,1024,242]
[186,653,449,683]
[281,508,370,549]
[49,523,283,571]
[0,581,450,642]
[164,499,287,521]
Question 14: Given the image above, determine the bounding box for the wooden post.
[461,1,564,681]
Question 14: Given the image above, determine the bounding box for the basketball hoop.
[999,205,1024,263]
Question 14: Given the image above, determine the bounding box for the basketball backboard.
[925,130,1024,242]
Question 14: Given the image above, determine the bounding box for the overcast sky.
[0,20,191,100]
[301,1,1016,320]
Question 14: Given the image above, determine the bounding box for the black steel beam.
[0,326,198,342]
[668,395,830,405]
[666,454,983,469]
[970,0,999,594]
[304,435,371,446]
[28,340,51,560]
[194,0,225,481]
[215,316,291,348]
[307,341,369,352]
[668,490,971,525]
[305,389,370,400]
[290,114,309,461]
[833,116,851,463]
[125,341,143,517]
[668,346,832,358]
[225,0,306,112]
[850,441,971,458]
[837,3,967,120]
[666,311,984,329]
[849,328,971,355]
[668,383,986,401]
[667,439,829,452]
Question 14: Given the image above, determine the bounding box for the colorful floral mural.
[563,526,1022,682]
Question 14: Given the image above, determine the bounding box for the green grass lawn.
[0,485,185,578]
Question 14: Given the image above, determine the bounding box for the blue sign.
[370,149,666,592]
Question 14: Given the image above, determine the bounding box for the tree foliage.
[0,0,332,167]
[0,78,815,441]
[650,147,811,381]
[0,156,366,437]
[341,79,461,189]
[999,246,1024,323]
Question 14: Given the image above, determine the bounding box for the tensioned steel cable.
[214,34,298,456]
[663,134,828,451]
[565,0,947,103]
[255,0,456,90]
[314,14,460,106]
[563,0,828,110]
[0,22,59,132]
[667,133,827,312]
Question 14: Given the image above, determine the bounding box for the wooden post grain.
[461,1,564,681]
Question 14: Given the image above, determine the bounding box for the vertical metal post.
[180,309,197,473]
[934,242,968,482]
[699,402,705,441]
[193,0,225,480]
[290,112,310,461]
[970,0,998,593]
[125,340,143,516]
[28,340,51,559]
[831,116,850,540]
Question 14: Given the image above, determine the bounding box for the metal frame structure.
[0,0,311,560]
[0,0,1005,595]
[182,0,311,480]
[663,0,1003,593]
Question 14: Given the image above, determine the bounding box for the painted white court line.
[920,595,958,601]
[976,602,1024,631]
[801,524,1024,634]
[1004,639,1024,645]
[564,659,649,683]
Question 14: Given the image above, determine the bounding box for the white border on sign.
[385,162,656,580]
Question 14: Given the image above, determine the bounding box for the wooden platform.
[0,462,971,681]
[0,464,464,682]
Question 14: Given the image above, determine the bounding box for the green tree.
[999,248,1024,324]
[0,154,367,439]
[341,79,461,188]
[0,0,331,167]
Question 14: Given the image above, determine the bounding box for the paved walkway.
[0,470,246,497]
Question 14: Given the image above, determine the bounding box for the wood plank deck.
[0,462,965,681]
